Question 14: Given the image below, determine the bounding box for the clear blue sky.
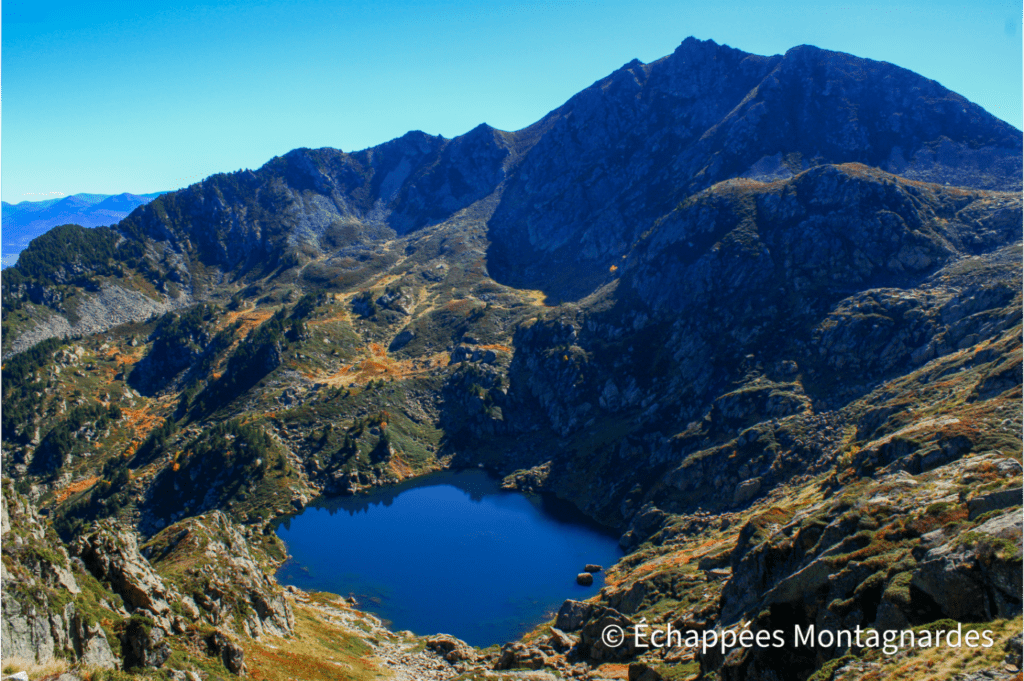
[2,0,1021,203]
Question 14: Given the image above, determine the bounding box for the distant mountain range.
[1,191,168,268]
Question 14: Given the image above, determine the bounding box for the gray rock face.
[1,483,118,669]
[206,630,247,675]
[628,167,1020,318]
[1,597,58,664]
[123,617,171,669]
[578,606,638,660]
[912,511,1023,620]
[72,523,175,621]
[555,599,593,632]
[5,282,190,357]
[494,641,549,670]
[72,617,120,669]
[732,477,762,505]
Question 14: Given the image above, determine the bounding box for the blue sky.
[2,0,1021,203]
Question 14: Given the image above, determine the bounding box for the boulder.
[549,627,577,651]
[388,329,416,352]
[579,606,638,660]
[576,572,594,586]
[494,642,548,670]
[555,600,592,631]
[968,487,1023,520]
[584,564,603,573]
[206,630,247,675]
[912,511,1023,620]
[123,617,170,669]
[427,634,477,662]
[629,662,665,681]
[732,477,762,506]
[1005,633,1022,669]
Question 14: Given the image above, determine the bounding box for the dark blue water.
[275,469,622,646]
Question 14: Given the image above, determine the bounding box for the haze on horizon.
[3,0,1021,203]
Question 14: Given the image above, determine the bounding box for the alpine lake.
[275,469,623,646]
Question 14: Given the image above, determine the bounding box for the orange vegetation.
[389,453,414,480]
[53,476,100,504]
[316,342,450,387]
[595,663,630,679]
[477,343,513,354]
[225,309,274,335]
[119,409,165,458]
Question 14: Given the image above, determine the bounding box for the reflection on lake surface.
[275,469,623,646]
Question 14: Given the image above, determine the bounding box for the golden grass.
[224,309,274,334]
[850,616,1023,681]
[242,606,383,681]
[1,655,69,680]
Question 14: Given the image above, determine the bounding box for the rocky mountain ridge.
[3,38,1021,355]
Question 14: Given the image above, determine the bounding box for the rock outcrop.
[1,481,119,669]
[912,511,1023,620]
[144,511,295,640]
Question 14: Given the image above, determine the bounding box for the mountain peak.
[675,35,722,52]
[670,35,746,62]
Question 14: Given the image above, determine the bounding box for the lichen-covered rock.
[122,615,171,669]
[555,599,592,632]
[494,641,549,670]
[72,522,175,621]
[912,511,1023,620]
[206,629,247,675]
[578,606,637,660]
[426,634,477,662]
[1,481,118,669]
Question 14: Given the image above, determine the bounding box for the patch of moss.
[807,654,856,681]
